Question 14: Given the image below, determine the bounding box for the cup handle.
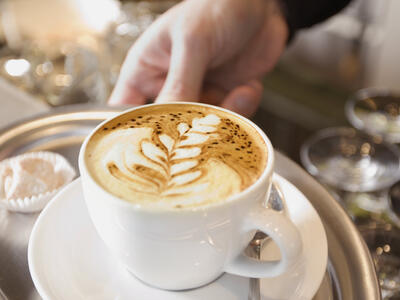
[224,179,303,278]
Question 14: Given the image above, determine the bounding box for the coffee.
[85,104,267,208]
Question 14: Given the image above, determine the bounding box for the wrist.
[272,0,295,43]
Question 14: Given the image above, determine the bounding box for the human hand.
[109,0,288,117]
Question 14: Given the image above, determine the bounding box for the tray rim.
[0,104,127,143]
[0,104,381,299]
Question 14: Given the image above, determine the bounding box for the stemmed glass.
[344,89,400,219]
[301,89,400,298]
[300,127,400,193]
[300,125,400,221]
[346,88,400,144]
[301,90,400,216]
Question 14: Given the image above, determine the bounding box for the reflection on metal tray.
[0,105,122,172]
[0,105,380,300]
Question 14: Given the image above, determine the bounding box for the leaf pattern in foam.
[177,133,208,147]
[177,123,189,136]
[159,134,174,153]
[141,141,167,166]
[170,160,198,175]
[136,114,221,194]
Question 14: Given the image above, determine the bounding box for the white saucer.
[28,175,327,300]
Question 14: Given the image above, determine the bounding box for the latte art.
[102,114,221,197]
[86,104,267,208]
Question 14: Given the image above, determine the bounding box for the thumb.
[156,40,208,103]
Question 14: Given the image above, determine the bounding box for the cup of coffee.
[79,102,302,290]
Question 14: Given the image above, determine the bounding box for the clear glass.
[342,190,394,225]
[346,88,400,144]
[344,191,388,214]
[360,224,400,299]
[300,127,400,192]
[0,43,109,105]
[0,1,179,106]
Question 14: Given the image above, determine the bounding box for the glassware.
[360,223,400,299]
[346,88,400,144]
[300,127,400,193]
[0,1,179,106]
[38,45,109,106]
[0,0,123,106]
[343,190,392,226]
[0,43,109,105]
[301,87,400,299]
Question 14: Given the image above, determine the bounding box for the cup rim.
[78,102,274,212]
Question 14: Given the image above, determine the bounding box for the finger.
[200,83,227,106]
[109,18,169,106]
[220,79,263,118]
[109,78,146,106]
[156,38,208,103]
[108,48,163,106]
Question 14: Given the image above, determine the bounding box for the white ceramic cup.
[79,103,302,290]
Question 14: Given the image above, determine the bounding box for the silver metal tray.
[0,105,380,300]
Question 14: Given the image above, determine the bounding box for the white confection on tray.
[0,151,76,213]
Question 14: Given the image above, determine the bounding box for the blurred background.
[0,0,398,162]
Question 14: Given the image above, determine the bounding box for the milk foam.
[85,105,266,209]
